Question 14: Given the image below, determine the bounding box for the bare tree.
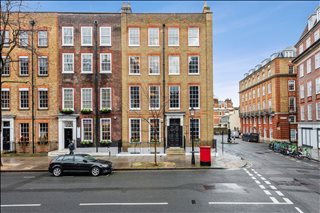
[0,0,34,160]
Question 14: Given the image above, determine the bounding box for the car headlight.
[101,164,109,168]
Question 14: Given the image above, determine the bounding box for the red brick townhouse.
[57,13,122,151]
[293,7,320,150]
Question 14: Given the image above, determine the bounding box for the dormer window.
[308,15,316,31]
[317,7,320,22]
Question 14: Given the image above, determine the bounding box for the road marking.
[283,198,293,204]
[270,185,277,190]
[251,176,256,180]
[275,191,284,196]
[208,201,293,205]
[263,190,272,195]
[248,173,253,176]
[23,176,35,179]
[1,204,41,207]
[259,185,266,189]
[255,180,261,184]
[264,181,271,185]
[260,177,266,181]
[295,207,304,213]
[79,202,168,206]
[257,174,262,177]
[270,197,279,204]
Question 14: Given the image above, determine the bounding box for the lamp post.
[190,107,195,165]
[29,19,36,154]
[288,116,291,143]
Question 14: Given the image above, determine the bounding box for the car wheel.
[52,167,62,177]
[91,167,100,176]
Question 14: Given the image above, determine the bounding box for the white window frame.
[189,118,200,140]
[315,52,320,69]
[149,85,160,110]
[100,53,112,73]
[188,27,199,47]
[316,77,320,94]
[300,85,305,99]
[306,59,311,74]
[307,104,312,121]
[288,80,295,91]
[1,88,10,109]
[169,85,180,110]
[189,85,200,109]
[188,55,200,75]
[62,27,74,46]
[306,37,311,49]
[19,56,29,76]
[38,88,48,109]
[301,106,305,121]
[307,81,312,97]
[38,31,48,47]
[19,31,28,47]
[1,30,9,47]
[316,102,320,120]
[100,87,112,110]
[267,83,272,94]
[129,86,140,110]
[128,27,140,47]
[81,118,93,142]
[100,118,112,142]
[149,118,161,143]
[169,55,180,75]
[148,55,160,75]
[129,118,141,143]
[38,56,48,76]
[299,64,304,77]
[81,53,93,74]
[62,88,74,110]
[19,88,29,109]
[100,26,112,46]
[168,27,179,46]
[148,28,159,46]
[129,56,140,75]
[81,88,92,110]
[81,26,92,46]
[315,30,320,41]
[62,53,74,73]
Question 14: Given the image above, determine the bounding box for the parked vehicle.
[49,154,112,177]
[248,133,259,143]
[231,131,240,138]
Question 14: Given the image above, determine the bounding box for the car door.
[74,155,92,172]
[61,155,75,171]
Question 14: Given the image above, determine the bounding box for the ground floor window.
[149,118,160,143]
[82,119,93,142]
[20,123,29,142]
[290,129,296,141]
[129,119,141,143]
[301,128,312,146]
[190,118,200,140]
[100,118,111,142]
[39,123,48,142]
[269,128,273,139]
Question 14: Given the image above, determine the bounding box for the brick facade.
[239,48,298,142]
[1,13,59,153]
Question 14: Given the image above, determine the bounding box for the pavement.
[0,150,247,171]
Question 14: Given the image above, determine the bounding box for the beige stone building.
[120,4,214,153]
[1,13,59,153]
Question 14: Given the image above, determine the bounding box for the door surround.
[58,115,78,150]
[1,116,15,152]
[165,112,185,148]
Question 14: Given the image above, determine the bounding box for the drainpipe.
[162,24,166,153]
[30,20,36,154]
[94,20,99,153]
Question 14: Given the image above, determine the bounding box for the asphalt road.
[1,139,319,213]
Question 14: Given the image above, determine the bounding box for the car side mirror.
[83,160,88,163]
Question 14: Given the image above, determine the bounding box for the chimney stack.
[121,1,132,13]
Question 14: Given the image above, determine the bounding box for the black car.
[49,154,112,177]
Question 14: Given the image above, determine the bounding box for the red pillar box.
[200,146,211,166]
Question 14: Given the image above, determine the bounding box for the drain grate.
[191,200,196,204]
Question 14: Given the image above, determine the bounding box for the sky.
[26,0,320,106]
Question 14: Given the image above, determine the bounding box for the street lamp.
[190,107,195,165]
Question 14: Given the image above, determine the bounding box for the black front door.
[64,129,73,148]
[167,119,182,147]
[2,128,10,151]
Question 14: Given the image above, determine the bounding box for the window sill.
[148,45,160,47]
[1,108,10,111]
[37,45,48,48]
[81,44,93,47]
[129,73,141,76]
[38,75,49,77]
[100,71,112,74]
[168,45,179,47]
[62,72,74,74]
[188,45,200,47]
[100,44,112,47]
[128,45,140,47]
[149,73,160,76]
[168,73,180,76]
[188,73,200,75]
[62,44,74,47]
[81,72,93,74]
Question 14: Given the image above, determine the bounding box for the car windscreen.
[83,155,97,162]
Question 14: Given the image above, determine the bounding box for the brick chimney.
[121,1,132,13]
